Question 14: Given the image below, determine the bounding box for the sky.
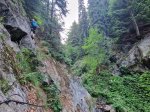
[61,0,88,43]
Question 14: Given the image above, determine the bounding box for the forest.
[64,0,150,112]
[0,0,150,112]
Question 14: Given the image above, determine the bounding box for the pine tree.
[88,0,111,36]
[65,22,81,63]
[67,22,80,47]
[78,0,88,40]
[109,0,150,37]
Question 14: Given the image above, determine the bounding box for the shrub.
[42,84,62,112]
[83,71,150,112]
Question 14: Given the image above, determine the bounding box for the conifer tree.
[88,0,111,36]
[78,0,88,40]
[109,0,150,37]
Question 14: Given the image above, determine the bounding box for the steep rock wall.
[0,0,35,49]
[0,24,29,112]
[0,0,41,111]
[39,58,93,112]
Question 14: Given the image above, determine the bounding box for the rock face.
[0,24,28,112]
[0,0,36,111]
[121,34,150,72]
[0,19,45,112]
[0,0,35,49]
[40,58,93,112]
[111,33,150,75]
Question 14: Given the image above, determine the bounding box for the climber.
[31,19,39,34]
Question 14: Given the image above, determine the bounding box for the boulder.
[122,33,150,72]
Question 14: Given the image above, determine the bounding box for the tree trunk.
[46,0,50,25]
[51,0,56,21]
[50,0,56,34]
[130,11,140,36]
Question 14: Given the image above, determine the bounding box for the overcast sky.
[61,0,88,43]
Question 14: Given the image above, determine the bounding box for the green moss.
[0,79,9,94]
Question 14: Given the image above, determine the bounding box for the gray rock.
[0,0,38,111]
[112,65,121,75]
[6,40,20,52]
[42,73,51,85]
[0,104,16,112]
[20,34,36,51]
[123,34,150,71]
[0,0,35,50]
[0,24,29,112]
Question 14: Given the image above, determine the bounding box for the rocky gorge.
[0,0,150,112]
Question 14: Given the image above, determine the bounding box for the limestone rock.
[0,0,35,50]
[0,24,29,112]
[124,34,150,72]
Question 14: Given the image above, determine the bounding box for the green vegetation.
[1,41,21,76]
[66,26,149,111]
[139,72,150,95]
[16,48,62,111]
[88,0,111,36]
[82,28,105,73]
[66,28,111,75]
[0,42,61,111]
[109,0,150,37]
[0,79,9,94]
[64,22,81,65]
[88,0,150,37]
[65,26,150,111]
[65,27,150,111]
[1,0,150,111]
[16,48,39,75]
[42,83,62,112]
[83,71,150,112]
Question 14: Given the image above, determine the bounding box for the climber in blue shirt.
[31,19,39,34]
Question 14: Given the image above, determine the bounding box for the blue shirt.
[31,20,38,28]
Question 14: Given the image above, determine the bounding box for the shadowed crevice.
[4,25,27,43]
